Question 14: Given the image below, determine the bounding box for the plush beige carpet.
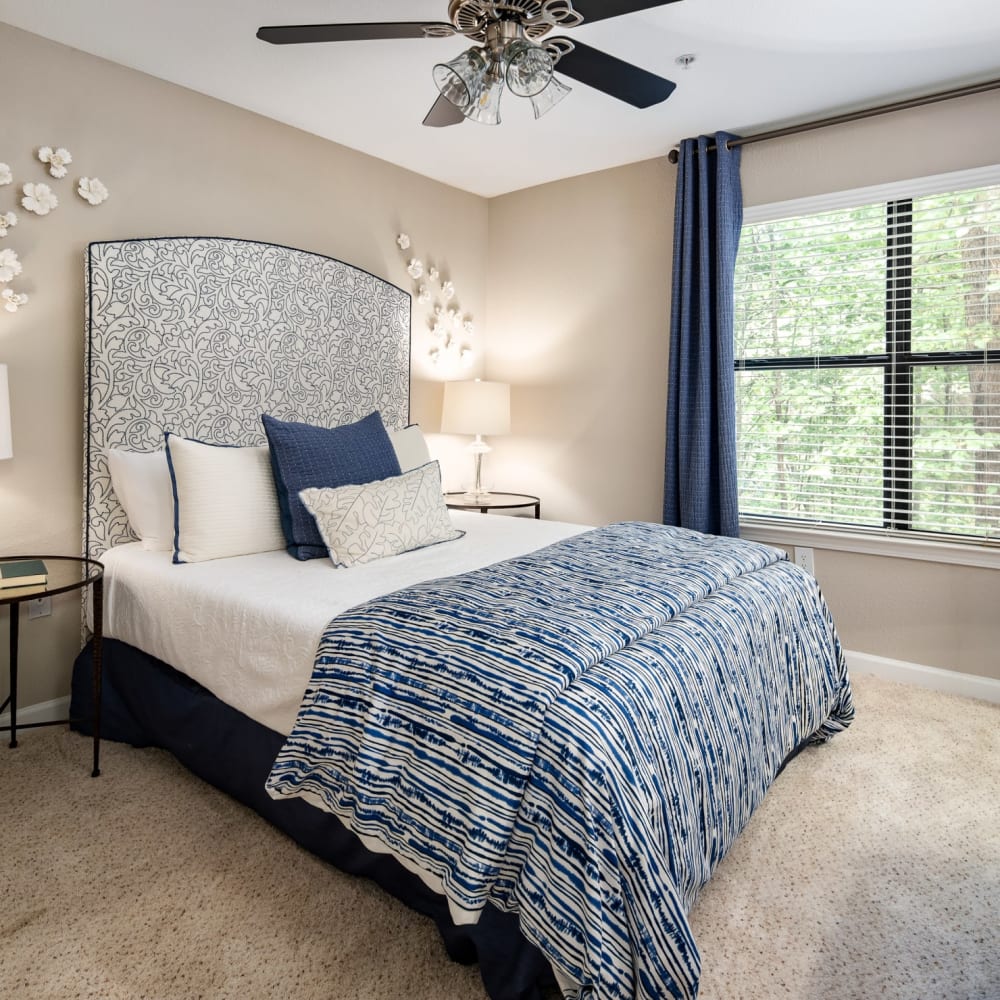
[1,674,997,1000]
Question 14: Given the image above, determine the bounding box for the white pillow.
[388,424,432,472]
[300,460,463,568]
[106,448,174,551]
[165,434,286,563]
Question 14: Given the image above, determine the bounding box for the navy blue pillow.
[261,411,402,560]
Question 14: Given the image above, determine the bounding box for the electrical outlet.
[27,597,52,620]
[793,546,815,575]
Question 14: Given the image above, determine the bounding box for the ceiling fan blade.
[256,22,454,45]
[569,0,683,24]
[423,95,466,128]
[550,39,676,108]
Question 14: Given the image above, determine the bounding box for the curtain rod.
[666,77,1000,164]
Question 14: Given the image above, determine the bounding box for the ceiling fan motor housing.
[447,0,582,42]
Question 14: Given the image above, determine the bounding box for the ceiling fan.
[257,0,683,127]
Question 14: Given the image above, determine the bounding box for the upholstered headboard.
[84,237,411,562]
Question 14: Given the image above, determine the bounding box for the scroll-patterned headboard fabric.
[84,237,411,562]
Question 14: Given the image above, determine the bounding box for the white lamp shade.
[441,379,510,437]
[0,364,11,460]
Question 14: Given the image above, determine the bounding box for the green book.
[0,559,48,589]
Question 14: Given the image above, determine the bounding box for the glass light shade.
[463,70,504,126]
[530,74,572,119]
[433,48,489,112]
[504,39,553,98]
[0,364,11,460]
[441,379,511,437]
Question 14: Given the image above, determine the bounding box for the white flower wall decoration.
[393,231,478,372]
[0,145,109,317]
[0,247,23,282]
[22,182,58,216]
[2,288,28,313]
[37,146,73,179]
[77,177,109,206]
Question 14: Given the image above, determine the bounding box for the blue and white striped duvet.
[266,522,854,999]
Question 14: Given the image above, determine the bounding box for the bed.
[72,237,855,1000]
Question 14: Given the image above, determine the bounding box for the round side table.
[444,492,541,519]
[0,555,104,776]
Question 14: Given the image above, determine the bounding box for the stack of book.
[0,559,48,595]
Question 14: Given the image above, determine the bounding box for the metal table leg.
[91,577,103,778]
[7,603,17,749]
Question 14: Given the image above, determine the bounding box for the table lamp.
[441,378,510,500]
[0,364,12,460]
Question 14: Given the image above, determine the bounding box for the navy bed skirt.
[71,638,556,1000]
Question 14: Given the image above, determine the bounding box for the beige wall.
[487,91,1000,681]
[0,24,489,709]
[485,157,674,526]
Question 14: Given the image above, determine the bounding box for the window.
[734,171,1000,546]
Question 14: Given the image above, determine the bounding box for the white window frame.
[738,164,1000,570]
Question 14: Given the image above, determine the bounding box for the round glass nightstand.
[444,492,541,519]
[0,555,105,776]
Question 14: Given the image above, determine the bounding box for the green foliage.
[734,185,1000,540]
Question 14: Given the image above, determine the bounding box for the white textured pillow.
[300,460,463,568]
[389,424,432,472]
[165,434,286,563]
[107,448,174,551]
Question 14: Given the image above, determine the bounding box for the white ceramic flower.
[38,146,72,179]
[430,320,447,340]
[460,347,474,367]
[0,247,23,282]
[22,182,58,216]
[441,280,455,301]
[77,177,109,206]
[417,284,431,305]
[429,347,441,365]
[0,163,11,186]
[0,211,17,237]
[396,233,411,250]
[428,267,440,283]
[406,258,423,279]
[2,288,28,313]
[447,307,460,325]
[463,319,475,336]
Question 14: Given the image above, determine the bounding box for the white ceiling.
[1,0,999,197]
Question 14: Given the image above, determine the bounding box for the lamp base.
[467,435,491,499]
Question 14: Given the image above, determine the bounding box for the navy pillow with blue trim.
[262,411,402,560]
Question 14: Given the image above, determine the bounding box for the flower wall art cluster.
[396,232,476,371]
[0,145,109,313]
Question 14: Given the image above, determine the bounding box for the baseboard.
[845,650,1000,705]
[0,695,71,730]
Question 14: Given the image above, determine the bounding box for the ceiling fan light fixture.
[260,1,684,129]
[504,39,554,98]
[432,47,489,111]
[529,74,572,119]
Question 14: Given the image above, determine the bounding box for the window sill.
[739,519,1000,570]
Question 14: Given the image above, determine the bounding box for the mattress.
[99,510,585,735]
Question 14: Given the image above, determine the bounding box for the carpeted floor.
[1,674,997,1000]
